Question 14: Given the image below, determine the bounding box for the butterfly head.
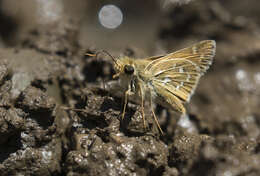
[113,57,136,79]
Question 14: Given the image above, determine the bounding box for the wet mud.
[0,0,260,175]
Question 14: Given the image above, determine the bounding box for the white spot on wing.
[192,46,197,54]
[162,77,171,84]
[186,74,191,81]
[179,67,184,73]
[196,66,201,72]
[176,81,184,90]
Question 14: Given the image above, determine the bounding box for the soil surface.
[0,0,260,176]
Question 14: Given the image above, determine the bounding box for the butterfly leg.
[122,89,130,120]
[140,89,147,129]
[150,94,163,134]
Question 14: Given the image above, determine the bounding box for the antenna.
[85,50,118,66]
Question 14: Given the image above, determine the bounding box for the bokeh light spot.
[98,4,123,29]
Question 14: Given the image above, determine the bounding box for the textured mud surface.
[0,0,260,176]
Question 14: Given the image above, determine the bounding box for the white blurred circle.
[98,4,123,29]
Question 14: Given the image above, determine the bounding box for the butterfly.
[88,40,216,134]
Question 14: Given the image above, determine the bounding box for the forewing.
[146,40,216,103]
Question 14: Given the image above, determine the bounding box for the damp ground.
[0,1,260,176]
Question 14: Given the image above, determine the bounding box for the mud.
[0,0,260,176]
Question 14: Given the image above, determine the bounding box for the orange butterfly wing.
[144,40,216,113]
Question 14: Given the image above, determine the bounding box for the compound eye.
[124,65,134,75]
